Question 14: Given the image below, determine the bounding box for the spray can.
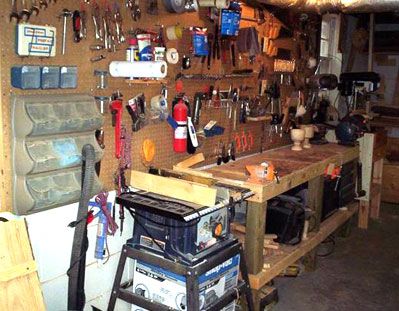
[126,38,139,62]
[95,202,112,260]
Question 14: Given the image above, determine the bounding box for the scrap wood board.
[0,218,45,311]
[130,170,217,207]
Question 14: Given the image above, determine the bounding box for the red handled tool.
[234,132,241,152]
[241,131,248,152]
[247,131,254,150]
[110,99,123,158]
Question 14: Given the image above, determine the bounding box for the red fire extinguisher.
[173,99,188,153]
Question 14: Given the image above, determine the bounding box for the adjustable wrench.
[19,0,31,21]
[10,0,20,22]
[30,0,40,16]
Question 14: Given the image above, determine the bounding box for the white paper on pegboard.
[16,24,57,57]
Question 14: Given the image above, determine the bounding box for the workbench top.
[204,143,359,203]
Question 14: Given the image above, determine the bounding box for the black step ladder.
[108,239,254,311]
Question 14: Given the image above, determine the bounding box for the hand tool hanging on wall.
[126,93,146,132]
[91,2,102,41]
[80,4,88,40]
[29,0,40,16]
[222,142,229,163]
[95,129,105,177]
[10,0,20,22]
[128,0,141,21]
[213,23,220,60]
[110,98,123,159]
[230,141,236,161]
[114,2,126,44]
[192,92,205,125]
[60,9,73,55]
[103,6,112,51]
[147,0,158,15]
[73,10,83,42]
[19,0,31,21]
[115,126,132,234]
[39,0,48,10]
[187,116,198,154]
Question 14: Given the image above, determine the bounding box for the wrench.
[91,2,102,41]
[39,0,48,10]
[113,3,125,44]
[81,9,87,39]
[10,0,20,22]
[19,0,31,21]
[30,0,40,16]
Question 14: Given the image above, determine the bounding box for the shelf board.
[125,78,167,84]
[245,202,358,290]
[246,115,272,122]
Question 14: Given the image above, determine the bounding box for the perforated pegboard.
[0,1,295,212]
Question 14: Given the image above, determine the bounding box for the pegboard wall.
[0,1,298,212]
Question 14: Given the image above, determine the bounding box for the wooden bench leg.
[303,175,324,271]
[245,201,267,275]
[358,200,369,229]
[370,158,383,219]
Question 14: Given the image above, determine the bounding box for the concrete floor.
[272,203,399,311]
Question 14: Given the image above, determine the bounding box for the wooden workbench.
[202,143,359,307]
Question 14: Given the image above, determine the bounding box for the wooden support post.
[303,175,324,271]
[245,201,267,275]
[307,175,324,231]
[370,158,383,219]
[337,219,352,238]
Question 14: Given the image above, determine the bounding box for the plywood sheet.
[0,219,45,311]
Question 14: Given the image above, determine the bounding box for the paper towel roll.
[109,61,168,78]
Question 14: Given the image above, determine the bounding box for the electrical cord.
[316,234,336,257]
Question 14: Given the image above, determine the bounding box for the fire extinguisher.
[173,99,188,153]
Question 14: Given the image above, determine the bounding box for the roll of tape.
[166,48,179,64]
[109,61,168,78]
[166,25,183,41]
